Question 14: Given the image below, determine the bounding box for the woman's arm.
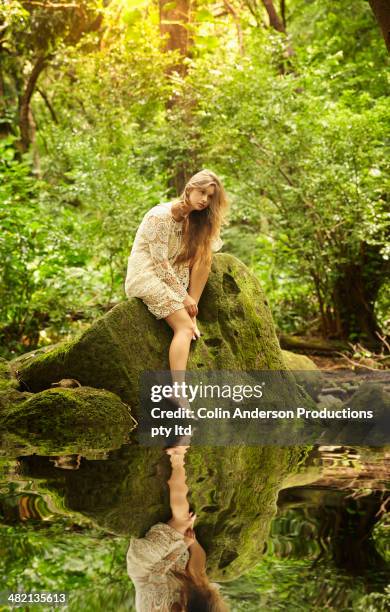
[186,536,207,581]
[188,259,211,305]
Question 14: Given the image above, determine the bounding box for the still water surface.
[1,445,389,611]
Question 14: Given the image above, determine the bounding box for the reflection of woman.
[126,447,229,611]
[125,170,227,378]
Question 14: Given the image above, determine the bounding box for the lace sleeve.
[127,523,188,580]
[141,213,188,300]
[211,235,223,252]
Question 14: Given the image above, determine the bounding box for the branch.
[37,87,58,123]
[335,351,380,371]
[18,53,50,150]
[280,0,286,30]
[22,1,80,8]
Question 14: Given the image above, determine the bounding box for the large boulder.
[13,254,286,414]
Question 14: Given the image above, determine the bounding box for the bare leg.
[166,447,194,534]
[165,308,195,372]
[164,308,196,411]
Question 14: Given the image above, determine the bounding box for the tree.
[0,0,103,151]
[368,0,390,53]
[159,0,191,74]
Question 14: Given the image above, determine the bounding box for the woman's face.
[188,184,215,211]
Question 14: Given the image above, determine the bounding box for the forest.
[1,0,389,361]
[1,3,390,610]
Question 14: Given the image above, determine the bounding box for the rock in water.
[13,254,286,414]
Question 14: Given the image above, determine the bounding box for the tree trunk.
[261,0,285,32]
[159,0,191,75]
[332,243,388,349]
[18,54,48,152]
[368,0,390,53]
[261,0,294,60]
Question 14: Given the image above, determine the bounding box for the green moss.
[282,350,324,399]
[184,445,303,580]
[282,350,318,371]
[0,387,136,454]
[0,358,18,391]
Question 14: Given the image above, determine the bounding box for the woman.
[125,170,228,380]
[126,447,229,611]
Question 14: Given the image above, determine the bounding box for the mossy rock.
[0,387,136,454]
[0,388,32,412]
[322,382,390,446]
[281,350,318,371]
[13,254,286,415]
[0,358,18,391]
[18,444,302,581]
[282,349,324,400]
[0,358,32,414]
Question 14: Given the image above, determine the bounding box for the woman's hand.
[184,527,196,547]
[190,317,201,341]
[183,295,198,318]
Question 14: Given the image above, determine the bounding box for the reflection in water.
[224,446,390,611]
[127,446,229,611]
[0,445,389,611]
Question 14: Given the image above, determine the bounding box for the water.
[1,444,389,611]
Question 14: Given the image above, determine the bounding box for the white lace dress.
[127,522,189,612]
[125,202,223,319]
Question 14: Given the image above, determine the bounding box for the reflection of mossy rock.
[18,444,302,581]
[13,254,285,414]
[282,350,324,400]
[0,387,136,455]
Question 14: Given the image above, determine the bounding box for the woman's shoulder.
[144,202,173,220]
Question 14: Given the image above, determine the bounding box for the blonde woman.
[126,447,229,611]
[125,170,228,398]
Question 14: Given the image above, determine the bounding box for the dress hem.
[153,302,187,320]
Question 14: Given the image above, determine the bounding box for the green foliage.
[0,0,103,129]
[1,0,389,353]
[176,5,390,338]
[0,523,135,611]
[0,137,103,357]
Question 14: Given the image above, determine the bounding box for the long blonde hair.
[174,169,228,267]
[172,571,230,611]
